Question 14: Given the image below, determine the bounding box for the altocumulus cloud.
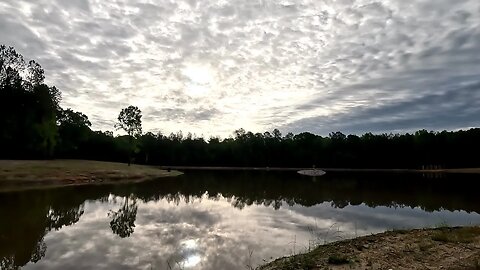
[1,0,479,136]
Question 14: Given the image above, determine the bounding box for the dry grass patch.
[0,160,181,191]
[432,227,480,243]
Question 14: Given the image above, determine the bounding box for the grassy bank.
[259,226,480,270]
[0,160,182,191]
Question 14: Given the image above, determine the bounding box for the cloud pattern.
[1,0,479,136]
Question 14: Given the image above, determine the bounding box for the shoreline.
[0,160,182,192]
[2,160,479,192]
[259,226,480,269]
[159,165,480,174]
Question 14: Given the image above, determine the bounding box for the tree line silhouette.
[1,44,479,168]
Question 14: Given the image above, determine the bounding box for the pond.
[1,171,480,269]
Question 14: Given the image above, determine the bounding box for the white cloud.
[1,0,479,136]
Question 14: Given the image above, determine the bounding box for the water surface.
[1,171,480,269]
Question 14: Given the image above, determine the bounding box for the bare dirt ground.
[0,159,181,191]
[259,227,480,270]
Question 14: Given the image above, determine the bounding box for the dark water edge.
[1,171,479,269]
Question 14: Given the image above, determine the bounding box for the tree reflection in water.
[1,171,480,268]
[0,190,85,269]
[108,195,138,238]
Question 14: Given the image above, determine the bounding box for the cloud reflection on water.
[22,193,480,270]
[1,171,479,269]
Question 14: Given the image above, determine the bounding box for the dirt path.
[259,227,480,270]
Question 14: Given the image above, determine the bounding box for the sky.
[1,0,479,137]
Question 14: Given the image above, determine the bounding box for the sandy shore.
[259,226,480,270]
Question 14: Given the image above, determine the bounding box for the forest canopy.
[1,45,479,168]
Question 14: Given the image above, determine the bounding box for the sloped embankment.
[259,227,480,270]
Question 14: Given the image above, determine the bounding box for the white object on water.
[297,169,326,176]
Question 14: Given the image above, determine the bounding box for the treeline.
[131,128,480,168]
[1,45,480,168]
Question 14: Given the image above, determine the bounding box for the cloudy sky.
[1,0,479,137]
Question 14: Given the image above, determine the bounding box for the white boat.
[297,169,326,176]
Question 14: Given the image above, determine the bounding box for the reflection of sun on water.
[180,239,201,268]
[184,254,201,268]
[182,65,216,96]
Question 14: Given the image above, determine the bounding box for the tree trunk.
[128,134,132,166]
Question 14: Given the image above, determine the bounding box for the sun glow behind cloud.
[182,64,216,97]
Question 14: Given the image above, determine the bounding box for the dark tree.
[0,45,45,90]
[0,45,59,158]
[116,106,142,137]
[115,106,142,165]
[56,109,92,157]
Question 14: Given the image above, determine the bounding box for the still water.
[1,171,480,269]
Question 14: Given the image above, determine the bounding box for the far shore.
[259,226,480,269]
[2,160,479,192]
[0,160,182,192]
[159,165,480,174]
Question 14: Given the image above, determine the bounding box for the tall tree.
[115,106,142,165]
[0,45,59,158]
[0,45,45,90]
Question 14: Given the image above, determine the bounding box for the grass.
[0,159,181,191]
[431,227,480,243]
[389,228,409,234]
[327,254,350,265]
[275,254,317,270]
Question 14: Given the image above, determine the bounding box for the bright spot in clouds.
[183,65,215,86]
[1,0,479,136]
[182,64,216,97]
